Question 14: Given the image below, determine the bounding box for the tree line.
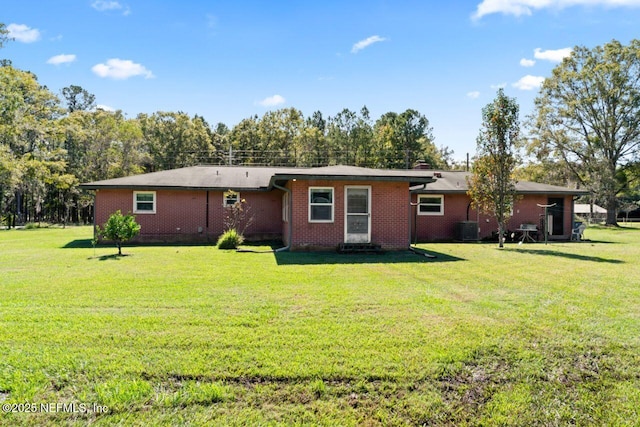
[0,63,451,226]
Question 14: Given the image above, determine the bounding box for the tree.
[529,39,640,225]
[61,109,144,182]
[467,89,520,248]
[61,85,96,113]
[373,109,442,169]
[0,23,10,49]
[257,108,304,166]
[0,65,64,224]
[229,115,260,164]
[299,111,328,166]
[327,108,358,165]
[138,111,214,170]
[96,210,141,255]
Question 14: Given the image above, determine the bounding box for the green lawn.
[1,225,639,426]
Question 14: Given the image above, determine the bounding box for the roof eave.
[270,174,436,187]
[412,188,588,196]
[79,184,271,192]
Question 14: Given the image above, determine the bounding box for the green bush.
[217,229,244,249]
[96,210,141,255]
[24,222,51,229]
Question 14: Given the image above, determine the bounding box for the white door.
[345,186,371,243]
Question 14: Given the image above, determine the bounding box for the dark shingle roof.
[80,165,436,191]
[81,166,585,195]
[411,171,588,195]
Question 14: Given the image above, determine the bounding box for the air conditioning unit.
[456,221,478,242]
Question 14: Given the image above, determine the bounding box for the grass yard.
[1,225,639,426]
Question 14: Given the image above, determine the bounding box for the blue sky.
[4,0,640,161]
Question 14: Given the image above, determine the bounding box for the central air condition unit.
[456,221,478,242]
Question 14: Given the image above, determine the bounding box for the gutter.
[409,184,427,248]
[408,184,437,259]
[92,191,97,241]
[272,182,291,252]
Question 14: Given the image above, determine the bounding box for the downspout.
[409,184,436,259]
[205,190,209,229]
[409,184,427,248]
[273,182,291,252]
[92,190,97,241]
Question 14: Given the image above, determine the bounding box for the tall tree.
[257,108,304,166]
[373,109,442,169]
[229,115,260,165]
[0,23,11,49]
[0,65,64,224]
[467,89,520,248]
[529,39,640,225]
[327,108,358,165]
[61,85,96,113]
[138,111,214,170]
[299,111,328,166]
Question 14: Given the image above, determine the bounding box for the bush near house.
[96,210,141,255]
[216,228,244,249]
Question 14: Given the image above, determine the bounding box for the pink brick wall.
[94,187,575,245]
[413,193,575,241]
[289,180,410,250]
[94,189,284,242]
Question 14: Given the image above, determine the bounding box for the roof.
[411,171,588,195]
[575,204,607,214]
[80,165,436,191]
[270,165,436,186]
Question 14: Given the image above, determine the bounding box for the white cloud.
[92,58,154,79]
[534,47,572,62]
[96,104,116,112]
[512,75,545,90]
[7,23,41,43]
[520,58,536,67]
[351,35,386,53]
[467,91,481,99]
[47,54,76,65]
[472,0,640,20]
[257,95,286,107]
[91,1,130,15]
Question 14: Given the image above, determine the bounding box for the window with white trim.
[309,187,334,222]
[133,191,156,214]
[223,191,239,207]
[417,194,444,216]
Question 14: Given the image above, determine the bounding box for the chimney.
[413,160,431,170]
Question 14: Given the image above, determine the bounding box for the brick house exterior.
[82,165,435,250]
[411,171,585,242]
[82,166,585,249]
[94,188,283,243]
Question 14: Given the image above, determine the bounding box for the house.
[81,165,586,249]
[81,165,435,250]
[411,171,587,242]
[575,203,607,223]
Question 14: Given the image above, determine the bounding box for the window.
[223,191,239,207]
[133,191,156,214]
[309,187,334,222]
[417,194,444,216]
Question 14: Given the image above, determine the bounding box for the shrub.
[24,222,51,229]
[96,210,141,255]
[217,229,244,250]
